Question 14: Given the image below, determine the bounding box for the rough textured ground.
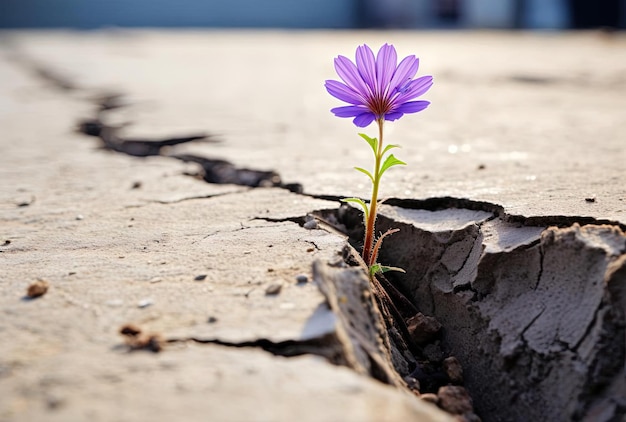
[1,30,625,422]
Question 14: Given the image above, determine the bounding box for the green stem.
[361,118,384,266]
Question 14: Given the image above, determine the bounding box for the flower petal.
[384,111,404,122]
[331,105,368,118]
[395,100,430,114]
[388,56,419,94]
[325,80,365,105]
[376,44,397,95]
[355,44,377,94]
[395,75,433,103]
[353,112,376,127]
[334,55,369,96]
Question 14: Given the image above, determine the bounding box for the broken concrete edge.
[382,196,626,232]
[113,254,459,422]
[361,202,626,421]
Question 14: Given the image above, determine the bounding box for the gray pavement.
[4,30,625,222]
[1,29,625,422]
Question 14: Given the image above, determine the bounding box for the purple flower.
[325,44,433,127]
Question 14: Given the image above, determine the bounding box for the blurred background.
[0,0,624,30]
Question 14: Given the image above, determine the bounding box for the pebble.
[295,274,308,284]
[137,298,154,308]
[120,324,142,337]
[149,277,162,283]
[207,316,218,323]
[194,274,207,281]
[443,356,464,384]
[437,385,473,415]
[403,376,420,392]
[303,215,318,230]
[76,214,84,220]
[26,279,49,298]
[265,283,282,295]
[406,312,442,345]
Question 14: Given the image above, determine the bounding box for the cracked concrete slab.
[2,30,624,224]
[0,40,453,421]
[2,29,625,422]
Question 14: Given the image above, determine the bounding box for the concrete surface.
[3,30,624,223]
[1,29,625,422]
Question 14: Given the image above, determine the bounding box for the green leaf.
[381,144,401,156]
[341,197,369,221]
[354,166,374,183]
[379,154,406,178]
[369,264,405,276]
[369,263,382,276]
[358,133,378,155]
[380,265,406,274]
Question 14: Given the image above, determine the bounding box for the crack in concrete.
[150,192,247,205]
[520,307,546,342]
[534,242,545,291]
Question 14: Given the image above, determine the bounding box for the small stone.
[306,247,314,252]
[68,271,76,276]
[17,196,35,207]
[477,164,486,170]
[443,356,464,384]
[120,324,142,337]
[303,215,318,230]
[403,376,420,392]
[46,395,65,409]
[76,214,84,220]
[585,196,596,203]
[131,181,142,189]
[194,274,207,281]
[406,312,442,345]
[207,316,218,323]
[137,298,153,308]
[2,240,10,246]
[438,386,474,415]
[139,334,164,353]
[420,393,439,405]
[265,283,282,295]
[119,324,164,353]
[26,279,49,298]
[150,277,162,283]
[295,274,308,284]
